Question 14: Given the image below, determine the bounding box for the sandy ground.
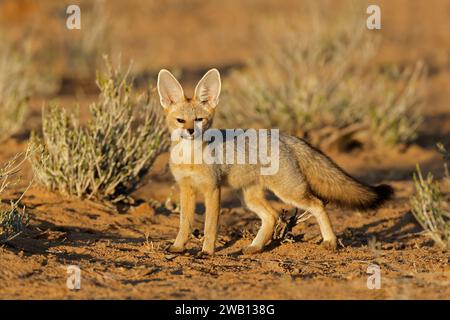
[0,0,449,299]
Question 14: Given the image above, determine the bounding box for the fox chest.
[170,164,217,189]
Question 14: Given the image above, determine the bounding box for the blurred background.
[1,0,449,87]
[0,0,449,165]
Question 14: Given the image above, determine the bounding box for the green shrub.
[29,61,168,202]
[218,11,424,149]
[369,63,424,145]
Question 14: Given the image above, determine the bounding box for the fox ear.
[194,68,221,107]
[157,69,184,109]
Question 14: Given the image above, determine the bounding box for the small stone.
[165,254,177,261]
[171,268,183,275]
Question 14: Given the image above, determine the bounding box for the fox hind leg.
[307,199,337,250]
[241,185,278,254]
[268,182,337,250]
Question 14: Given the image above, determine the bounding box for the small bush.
[0,151,30,242]
[218,11,424,149]
[29,61,168,202]
[411,144,450,249]
[369,63,424,146]
[0,40,30,142]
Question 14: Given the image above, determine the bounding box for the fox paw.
[168,245,185,254]
[321,239,337,251]
[242,245,263,255]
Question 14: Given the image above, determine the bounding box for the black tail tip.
[372,184,395,208]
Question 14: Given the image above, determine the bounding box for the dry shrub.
[218,8,424,150]
[411,145,450,249]
[29,61,168,203]
[0,39,30,142]
[0,150,30,242]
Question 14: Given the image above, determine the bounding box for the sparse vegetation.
[219,12,424,150]
[0,151,30,242]
[29,60,168,203]
[411,145,450,249]
[0,39,30,142]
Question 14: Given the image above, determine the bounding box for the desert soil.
[0,0,449,299]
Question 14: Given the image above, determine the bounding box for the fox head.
[157,68,221,140]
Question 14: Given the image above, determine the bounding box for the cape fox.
[157,68,394,255]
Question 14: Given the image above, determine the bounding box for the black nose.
[187,128,195,135]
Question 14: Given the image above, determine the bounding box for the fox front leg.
[201,187,221,255]
[169,182,196,253]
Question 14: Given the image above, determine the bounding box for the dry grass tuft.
[0,150,31,242]
[411,145,450,249]
[29,60,168,203]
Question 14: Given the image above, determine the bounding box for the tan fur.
[157,69,393,255]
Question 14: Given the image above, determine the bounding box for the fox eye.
[195,118,204,122]
[176,118,186,124]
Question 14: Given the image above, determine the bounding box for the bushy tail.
[286,137,394,210]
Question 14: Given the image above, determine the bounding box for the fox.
[156,68,394,256]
